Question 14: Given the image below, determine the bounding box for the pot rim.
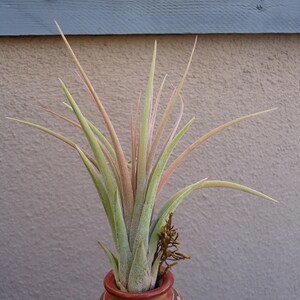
[103,270,174,299]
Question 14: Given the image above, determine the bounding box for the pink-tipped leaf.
[158,108,278,194]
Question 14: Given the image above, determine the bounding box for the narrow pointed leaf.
[96,141,122,199]
[62,103,117,163]
[136,41,157,190]
[149,94,184,176]
[75,145,116,243]
[130,41,157,246]
[148,179,206,260]
[88,121,117,163]
[150,37,197,160]
[197,180,278,202]
[149,178,277,260]
[150,252,162,289]
[148,87,176,163]
[133,118,195,253]
[128,240,151,293]
[112,190,132,289]
[41,106,81,128]
[60,79,116,199]
[56,21,134,224]
[7,117,98,169]
[147,74,168,166]
[130,94,141,198]
[98,242,127,292]
[158,108,278,194]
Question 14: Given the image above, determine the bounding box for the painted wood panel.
[0,0,300,35]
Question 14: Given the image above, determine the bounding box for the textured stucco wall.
[1,35,299,300]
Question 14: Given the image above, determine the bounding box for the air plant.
[9,23,277,293]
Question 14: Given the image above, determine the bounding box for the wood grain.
[0,0,300,36]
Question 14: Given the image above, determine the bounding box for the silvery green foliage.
[9,23,277,293]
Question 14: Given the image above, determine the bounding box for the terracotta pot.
[99,270,183,300]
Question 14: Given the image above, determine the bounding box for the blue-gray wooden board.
[1,1,300,36]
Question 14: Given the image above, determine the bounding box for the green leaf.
[62,102,117,165]
[56,21,134,228]
[42,106,118,171]
[7,117,98,169]
[98,242,127,292]
[40,105,81,129]
[133,118,195,253]
[59,79,116,198]
[197,180,278,203]
[158,107,278,194]
[149,94,184,176]
[149,179,277,260]
[150,252,162,289]
[148,180,205,260]
[149,37,197,163]
[147,74,168,169]
[42,105,118,178]
[75,145,116,243]
[112,190,132,289]
[130,41,157,247]
[88,121,117,163]
[130,95,141,198]
[128,240,151,293]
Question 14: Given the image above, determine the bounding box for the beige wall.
[1,35,299,300]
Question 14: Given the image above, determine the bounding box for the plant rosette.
[9,22,278,298]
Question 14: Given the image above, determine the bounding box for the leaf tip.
[58,78,66,88]
[269,107,278,112]
[268,197,279,203]
[258,107,278,116]
[189,116,196,125]
[55,20,64,35]
[6,117,21,123]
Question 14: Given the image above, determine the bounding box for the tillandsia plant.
[9,22,277,293]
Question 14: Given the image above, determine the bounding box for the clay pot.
[99,270,183,300]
